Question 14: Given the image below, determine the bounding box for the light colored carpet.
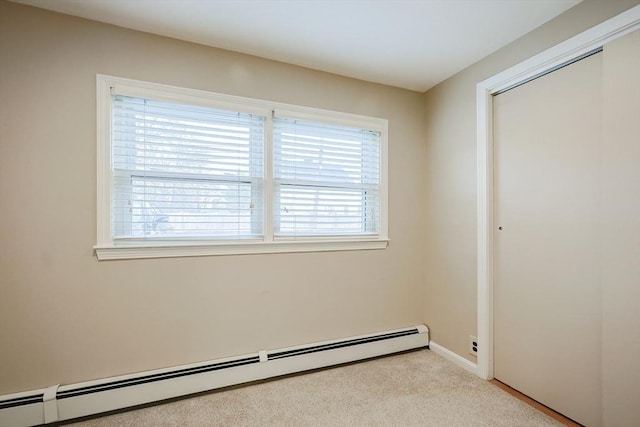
[63,349,562,426]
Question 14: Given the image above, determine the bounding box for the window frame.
[95,75,388,260]
[272,113,382,239]
[109,94,266,242]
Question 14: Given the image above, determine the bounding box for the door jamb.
[475,5,640,380]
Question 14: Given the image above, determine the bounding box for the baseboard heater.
[0,325,429,427]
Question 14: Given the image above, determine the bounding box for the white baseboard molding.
[429,341,477,374]
[0,325,429,427]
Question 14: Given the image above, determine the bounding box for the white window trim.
[95,74,389,260]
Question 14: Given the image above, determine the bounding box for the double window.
[96,75,388,259]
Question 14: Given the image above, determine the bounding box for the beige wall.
[0,1,427,394]
[423,0,639,360]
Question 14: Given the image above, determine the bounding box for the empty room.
[0,0,638,426]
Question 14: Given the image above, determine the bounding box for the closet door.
[493,52,602,426]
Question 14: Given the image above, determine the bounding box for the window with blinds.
[273,117,380,237]
[111,95,265,240]
[96,75,388,259]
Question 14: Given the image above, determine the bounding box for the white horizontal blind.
[273,117,380,237]
[111,95,265,240]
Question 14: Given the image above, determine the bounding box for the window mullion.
[263,111,274,242]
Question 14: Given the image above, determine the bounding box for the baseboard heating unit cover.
[0,325,429,426]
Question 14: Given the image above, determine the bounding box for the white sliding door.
[493,51,603,426]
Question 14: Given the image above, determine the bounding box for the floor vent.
[0,325,428,427]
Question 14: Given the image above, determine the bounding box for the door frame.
[475,5,640,380]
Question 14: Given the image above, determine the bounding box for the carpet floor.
[62,349,562,426]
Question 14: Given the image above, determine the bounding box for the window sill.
[94,239,389,261]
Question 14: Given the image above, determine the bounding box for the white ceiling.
[12,0,581,92]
